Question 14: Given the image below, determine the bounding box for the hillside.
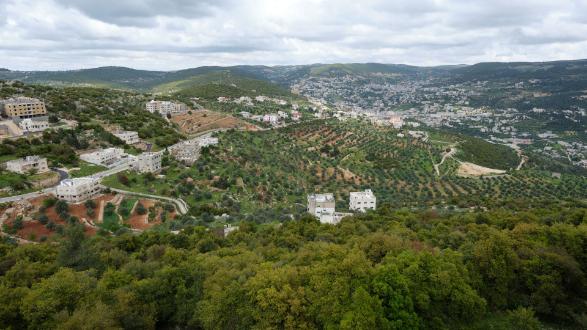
[2,59,586,92]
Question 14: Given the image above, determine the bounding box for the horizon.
[3,57,587,72]
[2,0,587,70]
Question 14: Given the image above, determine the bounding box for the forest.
[0,202,586,329]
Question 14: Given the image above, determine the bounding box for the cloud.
[0,0,586,70]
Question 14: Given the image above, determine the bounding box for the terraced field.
[195,119,587,209]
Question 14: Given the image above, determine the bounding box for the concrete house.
[80,148,126,167]
[55,178,101,203]
[135,152,162,173]
[113,130,140,145]
[307,193,336,218]
[349,189,376,212]
[5,156,49,174]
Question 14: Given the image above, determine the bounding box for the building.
[18,118,50,133]
[223,224,239,237]
[5,156,49,174]
[135,152,162,173]
[292,110,301,121]
[55,178,101,203]
[307,193,335,218]
[199,137,218,147]
[263,114,279,124]
[113,130,140,145]
[0,97,47,119]
[80,148,126,167]
[389,115,404,129]
[349,189,376,212]
[145,100,187,116]
[319,212,353,225]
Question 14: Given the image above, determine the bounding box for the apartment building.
[0,97,47,119]
[307,193,335,218]
[80,148,126,167]
[18,118,50,133]
[135,152,162,173]
[5,156,49,174]
[113,130,140,145]
[349,189,377,212]
[145,100,187,116]
[55,178,101,203]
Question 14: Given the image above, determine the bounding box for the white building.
[55,178,101,203]
[292,111,301,121]
[199,137,219,147]
[113,130,140,145]
[389,115,404,129]
[307,193,336,218]
[145,100,187,116]
[80,148,126,167]
[18,118,50,133]
[319,212,353,225]
[349,189,377,212]
[5,156,49,174]
[223,224,239,237]
[263,114,279,124]
[135,152,162,173]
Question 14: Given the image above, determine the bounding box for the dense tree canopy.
[0,203,586,329]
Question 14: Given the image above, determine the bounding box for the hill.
[2,59,586,93]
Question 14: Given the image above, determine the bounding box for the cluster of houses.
[79,147,162,174]
[0,97,52,136]
[307,189,376,225]
[239,110,301,126]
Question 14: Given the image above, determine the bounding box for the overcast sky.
[1,0,587,70]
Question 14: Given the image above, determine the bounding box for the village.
[0,95,385,243]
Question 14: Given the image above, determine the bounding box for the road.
[0,161,133,204]
[108,188,188,215]
[433,147,456,176]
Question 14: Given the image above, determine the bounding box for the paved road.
[0,161,133,204]
[90,161,134,179]
[108,187,189,215]
[0,187,55,204]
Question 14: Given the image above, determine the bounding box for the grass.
[118,197,138,220]
[100,202,122,232]
[69,162,107,178]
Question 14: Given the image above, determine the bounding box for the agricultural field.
[102,119,587,222]
[170,110,258,135]
[0,193,177,242]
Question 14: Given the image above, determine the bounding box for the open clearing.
[457,162,506,177]
[171,109,258,135]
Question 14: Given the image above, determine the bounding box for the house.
[113,130,140,145]
[389,115,404,129]
[5,156,49,174]
[18,117,50,133]
[199,137,219,147]
[349,189,376,212]
[277,111,288,119]
[307,193,335,218]
[223,224,239,237]
[239,111,252,118]
[135,152,162,173]
[291,110,301,121]
[319,212,353,225]
[263,114,279,124]
[80,148,126,167]
[0,97,47,119]
[55,178,101,203]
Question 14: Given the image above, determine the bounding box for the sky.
[1,0,587,71]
